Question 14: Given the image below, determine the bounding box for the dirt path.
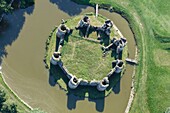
[128,12,150,113]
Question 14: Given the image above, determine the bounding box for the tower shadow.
[0,5,35,65]
[67,93,105,112]
[67,93,85,110]
[49,64,106,112]
[89,98,105,112]
[112,78,120,94]
[106,72,121,94]
[48,63,69,87]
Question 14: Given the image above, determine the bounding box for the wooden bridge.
[126,58,138,65]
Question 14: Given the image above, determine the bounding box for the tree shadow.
[49,0,88,16]
[0,5,35,65]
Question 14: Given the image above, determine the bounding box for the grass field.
[71,0,170,113]
[0,73,30,113]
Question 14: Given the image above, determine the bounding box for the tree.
[0,103,18,113]
[0,0,13,22]
[10,103,17,113]
[0,0,13,14]
[1,104,10,113]
[0,89,6,108]
[19,0,34,8]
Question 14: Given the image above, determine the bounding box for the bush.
[20,0,34,8]
[10,103,17,113]
[165,107,170,113]
[0,89,6,108]
[1,104,10,113]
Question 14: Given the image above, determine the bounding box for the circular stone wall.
[45,13,128,98]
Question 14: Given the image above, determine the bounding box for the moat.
[0,0,136,113]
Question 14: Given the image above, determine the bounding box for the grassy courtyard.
[61,36,113,80]
[61,14,126,80]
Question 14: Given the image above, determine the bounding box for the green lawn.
[71,0,170,113]
[62,36,113,80]
[61,15,118,80]
[0,73,30,113]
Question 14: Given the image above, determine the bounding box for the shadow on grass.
[49,64,69,87]
[111,50,117,59]
[99,33,110,46]
[55,30,73,51]
[78,26,110,47]
[0,6,35,65]
[117,51,123,59]
[55,37,60,51]
[78,26,96,38]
